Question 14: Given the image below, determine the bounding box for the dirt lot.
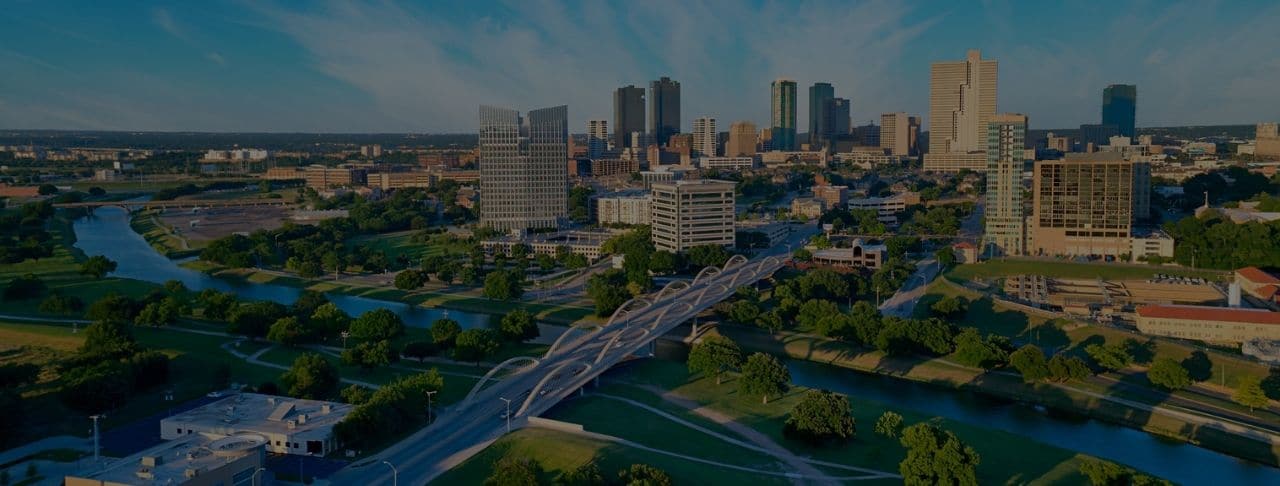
[157,206,290,244]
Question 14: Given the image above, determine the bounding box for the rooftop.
[1136,305,1280,325]
[161,393,352,437]
[71,433,264,485]
[1237,267,1280,285]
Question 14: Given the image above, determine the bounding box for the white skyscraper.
[479,105,569,232]
[587,119,609,159]
[692,117,717,157]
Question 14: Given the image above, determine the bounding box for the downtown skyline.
[1,0,1279,133]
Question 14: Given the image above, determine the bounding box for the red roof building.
[1136,304,1280,343]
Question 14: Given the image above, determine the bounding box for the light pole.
[341,331,350,349]
[252,467,267,486]
[89,414,104,464]
[426,390,437,422]
[499,397,512,433]
[381,461,398,486]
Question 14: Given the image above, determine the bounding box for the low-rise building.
[790,198,824,219]
[952,241,979,264]
[297,165,366,189]
[160,393,351,456]
[65,433,265,486]
[812,185,849,210]
[1236,267,1280,306]
[922,152,986,172]
[735,220,791,248]
[1135,305,1280,344]
[369,171,432,190]
[596,194,652,226]
[806,238,886,269]
[698,156,756,171]
[847,192,921,224]
[94,169,120,181]
[650,179,736,253]
[482,230,615,260]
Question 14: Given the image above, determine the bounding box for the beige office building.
[984,114,1029,256]
[1030,153,1144,258]
[1257,122,1280,159]
[692,116,717,157]
[596,194,652,226]
[1136,305,1280,344]
[726,121,757,156]
[651,180,736,252]
[880,112,920,156]
[924,49,997,172]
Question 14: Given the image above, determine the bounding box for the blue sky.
[1,0,1277,133]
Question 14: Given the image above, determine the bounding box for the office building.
[1257,122,1280,159]
[1102,84,1137,139]
[984,114,1029,256]
[587,119,609,159]
[812,184,849,211]
[1030,153,1148,258]
[692,117,717,157]
[822,98,852,148]
[924,49,997,171]
[880,113,921,156]
[808,82,834,148]
[726,121,758,157]
[648,77,681,146]
[613,86,645,149]
[848,192,922,224]
[161,393,352,456]
[65,433,265,486]
[650,180,736,252]
[1046,132,1072,152]
[1079,123,1120,150]
[479,104,569,232]
[771,79,798,151]
[596,194,652,226]
[790,198,825,219]
[699,156,755,171]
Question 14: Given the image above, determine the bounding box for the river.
[787,359,1280,484]
[71,206,489,329]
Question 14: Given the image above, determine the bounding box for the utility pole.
[381,461,398,486]
[89,414,104,463]
[426,390,437,422]
[499,397,512,433]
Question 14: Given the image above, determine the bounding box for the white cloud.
[206,52,226,66]
[152,8,187,42]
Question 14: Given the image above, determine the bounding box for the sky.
[1,0,1278,134]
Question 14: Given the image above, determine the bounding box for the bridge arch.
[723,254,748,270]
[651,300,695,331]
[604,297,653,328]
[693,265,721,285]
[695,282,732,307]
[543,323,599,359]
[656,280,691,301]
[516,359,592,417]
[594,326,651,365]
[463,356,541,406]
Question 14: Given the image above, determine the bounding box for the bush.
[333,370,443,450]
[39,293,84,314]
[279,353,340,399]
[1147,357,1191,390]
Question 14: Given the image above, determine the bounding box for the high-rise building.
[692,117,717,157]
[479,105,568,232]
[924,49,997,171]
[1102,84,1137,139]
[613,86,645,149]
[880,113,921,156]
[650,180,736,252]
[587,119,609,159]
[1255,122,1280,159]
[1030,153,1149,258]
[808,82,834,148]
[726,121,758,157]
[822,98,851,148]
[771,79,798,151]
[1078,123,1119,150]
[648,77,681,146]
[984,113,1028,257]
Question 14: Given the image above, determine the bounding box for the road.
[878,258,940,318]
[329,224,818,485]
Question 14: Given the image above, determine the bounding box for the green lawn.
[947,259,1227,282]
[346,231,472,262]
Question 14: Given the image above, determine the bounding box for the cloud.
[206,52,226,66]
[152,8,188,42]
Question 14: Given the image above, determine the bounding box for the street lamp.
[89,414,105,463]
[425,390,437,422]
[381,461,399,486]
[499,397,512,433]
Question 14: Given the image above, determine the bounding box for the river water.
[787,360,1279,484]
[71,206,489,329]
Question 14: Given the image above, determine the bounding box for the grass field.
[946,259,1227,282]
[346,231,472,263]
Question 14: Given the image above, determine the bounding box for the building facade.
[1030,153,1142,258]
[479,105,569,232]
[1257,122,1280,159]
[1102,84,1137,139]
[984,113,1029,256]
[698,156,755,171]
[880,112,921,156]
[771,79,798,151]
[1136,305,1280,344]
[613,86,645,149]
[587,119,609,159]
[596,194,652,226]
[650,180,736,252]
[808,82,834,148]
[822,98,852,148]
[726,121,758,157]
[692,117,717,157]
[925,49,997,171]
[648,77,681,146]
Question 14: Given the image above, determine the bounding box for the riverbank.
[717,324,1280,468]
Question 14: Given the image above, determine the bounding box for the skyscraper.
[808,82,834,148]
[1102,84,1137,139]
[880,112,921,156]
[726,121,757,157]
[692,117,717,157]
[924,49,997,172]
[586,119,608,159]
[479,105,568,232]
[1031,153,1146,258]
[648,77,681,146]
[984,113,1028,256]
[771,79,797,151]
[613,85,645,149]
[822,98,851,146]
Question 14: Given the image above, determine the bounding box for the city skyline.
[1,1,1279,133]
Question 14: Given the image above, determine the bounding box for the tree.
[648,250,680,275]
[1180,351,1213,382]
[84,294,139,323]
[952,328,1009,369]
[267,316,308,345]
[308,302,351,338]
[686,245,731,268]
[483,269,524,301]
[555,461,605,486]
[37,184,57,195]
[2,274,45,301]
[500,309,540,342]
[899,422,981,486]
[394,269,428,290]
[484,457,542,486]
[59,361,132,413]
[1085,342,1133,371]
[402,340,436,361]
[1009,345,1050,382]
[727,300,761,325]
[198,290,238,320]
[686,335,743,385]
[1147,357,1192,391]
[454,328,500,364]
[783,389,856,444]
[934,247,957,268]
[341,384,372,405]
[349,308,404,341]
[0,363,40,388]
[431,318,462,348]
[586,269,630,317]
[616,464,671,486]
[280,353,340,399]
[796,299,840,329]
[1233,375,1270,411]
[757,309,784,334]
[228,301,289,339]
[341,340,399,371]
[135,297,182,326]
[874,411,904,438]
[78,320,137,361]
[739,352,790,404]
[929,296,968,319]
[79,255,117,279]
[1046,354,1091,382]
[163,279,188,295]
